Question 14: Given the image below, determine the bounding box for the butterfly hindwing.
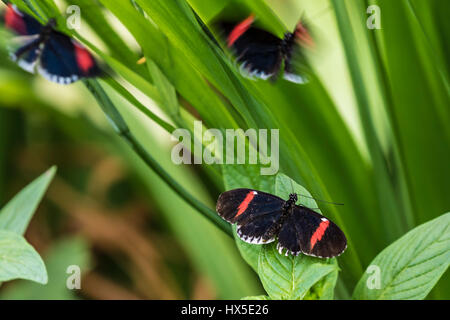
[284,21,315,83]
[235,208,282,244]
[278,206,347,258]
[9,34,41,73]
[284,52,308,84]
[38,31,101,84]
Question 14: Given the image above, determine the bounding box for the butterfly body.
[216,189,347,258]
[3,4,101,84]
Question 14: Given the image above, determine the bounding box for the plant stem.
[84,79,233,238]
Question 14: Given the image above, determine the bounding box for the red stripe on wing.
[310,219,330,250]
[5,4,27,35]
[235,191,256,218]
[227,14,255,47]
[73,41,95,74]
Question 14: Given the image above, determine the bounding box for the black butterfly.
[216,189,347,258]
[218,14,314,83]
[3,4,101,84]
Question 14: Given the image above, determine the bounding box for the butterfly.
[217,14,314,83]
[3,4,101,84]
[216,189,347,258]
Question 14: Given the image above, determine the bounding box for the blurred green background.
[0,0,448,299]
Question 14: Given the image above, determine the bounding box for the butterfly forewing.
[4,4,43,36]
[216,189,284,223]
[217,189,285,244]
[278,206,347,258]
[219,21,283,80]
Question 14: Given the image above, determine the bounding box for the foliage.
[0,167,56,285]
[0,0,448,299]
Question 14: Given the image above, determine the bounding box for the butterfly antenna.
[297,194,344,206]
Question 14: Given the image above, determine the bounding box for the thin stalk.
[84,79,233,238]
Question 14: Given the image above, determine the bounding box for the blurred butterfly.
[217,14,314,83]
[3,4,101,84]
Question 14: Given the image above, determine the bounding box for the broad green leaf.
[353,212,450,300]
[0,166,56,235]
[304,259,339,300]
[0,230,47,284]
[258,242,338,300]
[1,237,90,300]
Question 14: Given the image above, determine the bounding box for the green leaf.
[304,259,339,300]
[275,173,321,212]
[146,59,180,121]
[353,212,450,300]
[258,242,338,300]
[0,166,56,235]
[0,237,90,300]
[0,230,47,284]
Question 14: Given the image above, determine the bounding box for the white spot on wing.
[239,63,274,81]
[37,65,79,85]
[236,226,275,245]
[11,50,38,74]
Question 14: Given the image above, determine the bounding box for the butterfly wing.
[3,4,43,36]
[9,35,41,73]
[277,206,347,258]
[216,189,285,244]
[283,21,314,84]
[3,4,43,73]
[283,54,308,84]
[38,31,101,84]
[219,18,283,80]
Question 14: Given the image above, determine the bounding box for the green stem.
[84,79,233,238]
